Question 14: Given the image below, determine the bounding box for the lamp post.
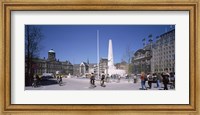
[97,30,100,79]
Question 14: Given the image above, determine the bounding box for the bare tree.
[122,45,134,64]
[122,45,134,74]
[25,25,43,86]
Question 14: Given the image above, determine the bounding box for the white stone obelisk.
[108,39,116,76]
[108,39,114,68]
[107,39,126,76]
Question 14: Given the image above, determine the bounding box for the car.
[41,73,54,80]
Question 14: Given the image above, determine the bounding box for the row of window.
[156,44,175,50]
[154,63,174,67]
[154,41,175,48]
[153,60,175,64]
[153,67,175,72]
[36,63,72,69]
[153,55,175,60]
[155,48,175,53]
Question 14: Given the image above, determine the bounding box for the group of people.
[140,72,175,90]
[90,72,106,88]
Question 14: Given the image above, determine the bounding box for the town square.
[25,25,175,90]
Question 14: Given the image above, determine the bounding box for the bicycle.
[58,80,63,86]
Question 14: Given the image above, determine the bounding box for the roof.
[48,49,55,53]
[160,29,175,37]
[134,49,145,55]
[80,62,89,67]
[134,49,151,56]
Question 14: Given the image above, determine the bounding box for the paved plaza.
[25,77,174,90]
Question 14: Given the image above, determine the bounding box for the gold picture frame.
[0,0,199,115]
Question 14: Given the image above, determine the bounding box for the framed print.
[0,0,199,115]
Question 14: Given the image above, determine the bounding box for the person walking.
[90,73,96,87]
[147,73,153,89]
[58,75,63,86]
[169,72,175,89]
[133,74,137,83]
[162,73,169,90]
[36,74,40,86]
[106,74,110,83]
[100,72,106,87]
[140,72,147,90]
[153,73,159,88]
[32,74,38,87]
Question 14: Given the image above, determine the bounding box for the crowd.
[140,72,175,90]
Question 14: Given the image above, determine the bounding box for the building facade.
[151,29,175,73]
[31,49,73,76]
[79,62,89,76]
[132,48,152,74]
[115,61,129,73]
[99,58,108,74]
[131,28,175,74]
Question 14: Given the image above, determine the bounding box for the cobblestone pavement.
[25,77,174,90]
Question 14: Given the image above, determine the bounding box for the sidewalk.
[25,77,174,90]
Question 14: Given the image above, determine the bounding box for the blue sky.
[29,25,174,64]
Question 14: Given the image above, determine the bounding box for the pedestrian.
[133,74,137,83]
[58,75,63,86]
[36,74,40,86]
[106,74,110,83]
[147,73,153,89]
[32,74,38,87]
[117,74,121,83]
[144,73,148,87]
[90,73,93,85]
[140,72,147,90]
[169,72,175,89]
[90,73,96,87]
[127,74,130,82]
[153,73,159,88]
[162,73,169,90]
[100,72,106,87]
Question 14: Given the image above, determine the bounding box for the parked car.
[41,73,54,80]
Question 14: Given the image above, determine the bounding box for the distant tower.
[108,39,115,69]
[48,49,56,61]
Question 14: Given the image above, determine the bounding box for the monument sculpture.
[107,39,126,77]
